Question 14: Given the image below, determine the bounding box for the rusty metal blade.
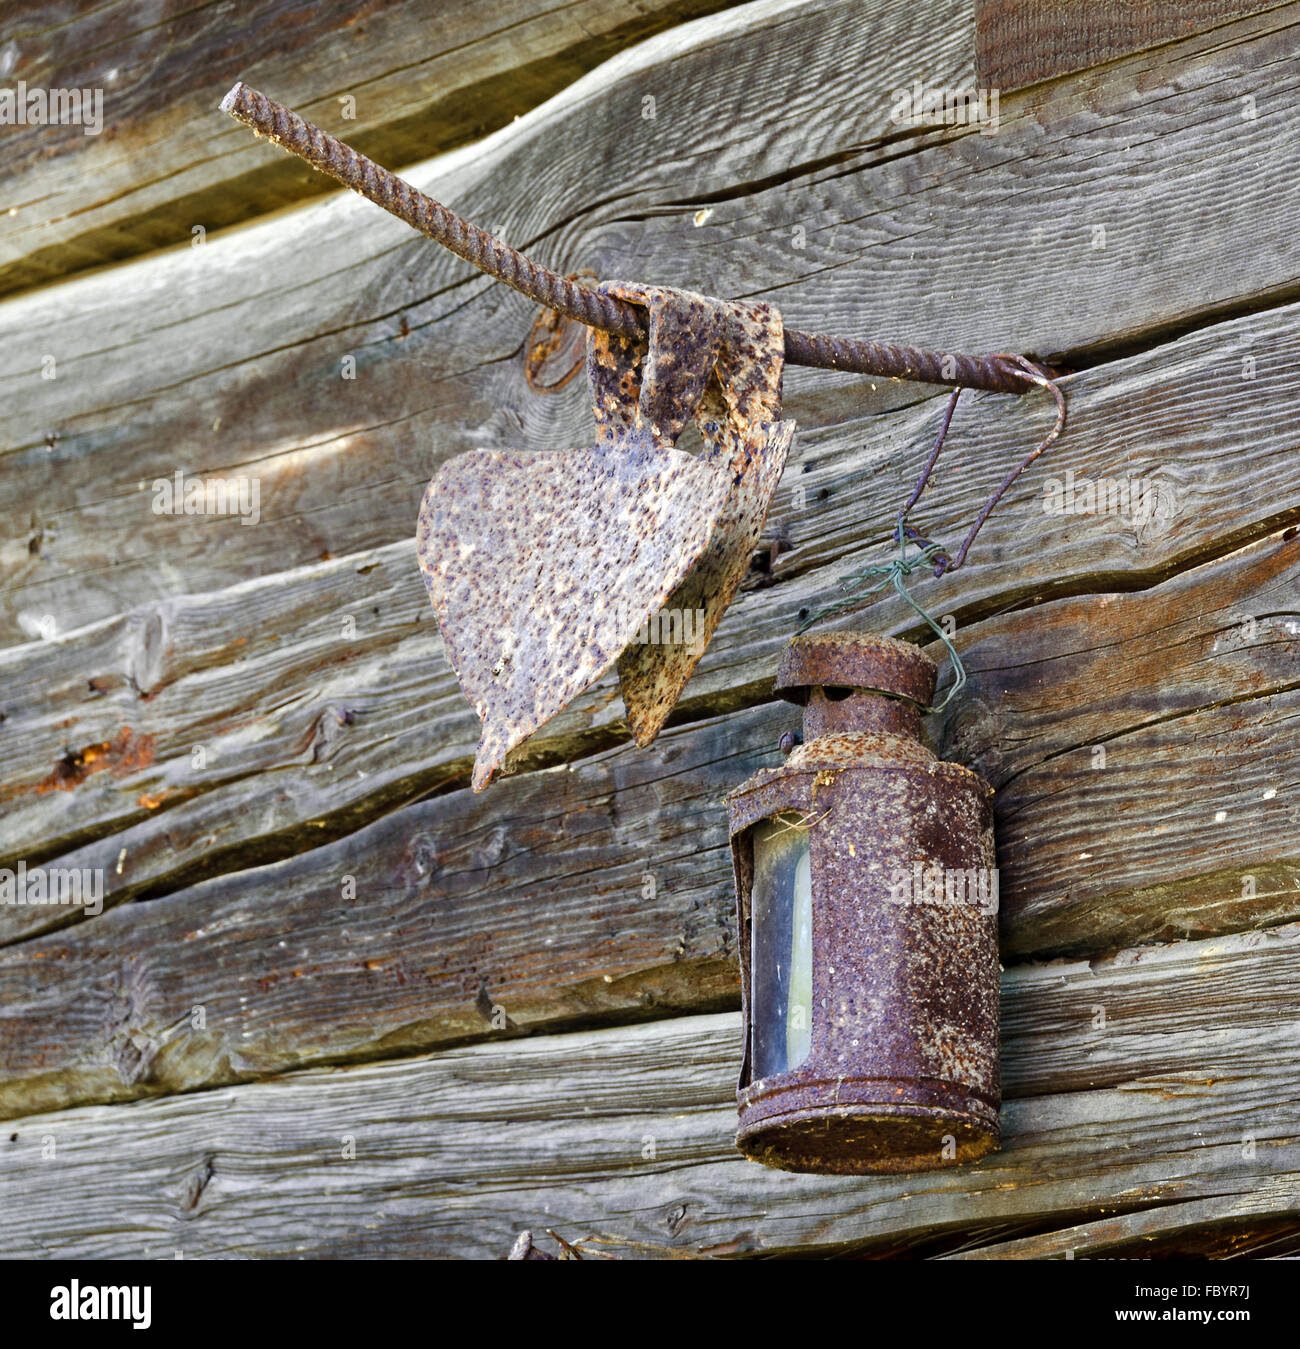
[419,282,793,789]
[417,434,729,791]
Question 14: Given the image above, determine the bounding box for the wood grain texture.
[2,921,1298,1257]
[0,0,743,298]
[3,0,1297,646]
[975,0,1283,90]
[0,524,1295,1118]
[952,526,1300,958]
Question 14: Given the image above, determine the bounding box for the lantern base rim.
[736,1100,999,1175]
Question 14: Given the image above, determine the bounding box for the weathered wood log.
[2,921,1298,1258]
[952,528,1300,958]
[0,0,978,641]
[1,522,1296,1118]
[1,0,1296,645]
[0,0,744,299]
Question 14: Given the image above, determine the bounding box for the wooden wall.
[1,0,1298,1258]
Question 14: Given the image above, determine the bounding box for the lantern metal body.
[728,632,1000,1174]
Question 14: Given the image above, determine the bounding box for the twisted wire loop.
[220,83,1040,395]
[800,533,971,712]
[800,358,1067,713]
[937,356,1066,573]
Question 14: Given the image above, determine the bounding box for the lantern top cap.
[775,631,937,708]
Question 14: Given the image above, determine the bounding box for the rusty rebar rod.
[220,82,1037,395]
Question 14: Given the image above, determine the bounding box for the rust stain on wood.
[35,728,156,794]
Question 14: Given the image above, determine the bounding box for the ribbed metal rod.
[221,82,1037,395]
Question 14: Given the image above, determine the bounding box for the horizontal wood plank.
[0,0,745,298]
[2,921,1298,1257]
[942,1190,1300,1259]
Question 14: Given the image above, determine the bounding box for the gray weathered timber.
[0,0,975,645]
[0,701,758,1118]
[2,921,1298,1258]
[953,530,1300,958]
[0,0,743,298]
[2,298,1296,945]
[2,2,1297,644]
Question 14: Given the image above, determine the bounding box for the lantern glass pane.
[750,813,813,1079]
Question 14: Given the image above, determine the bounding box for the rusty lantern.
[727,631,1000,1174]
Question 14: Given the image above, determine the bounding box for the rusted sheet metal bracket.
[418,283,795,790]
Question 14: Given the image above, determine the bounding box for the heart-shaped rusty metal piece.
[418,433,729,791]
[419,282,795,790]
